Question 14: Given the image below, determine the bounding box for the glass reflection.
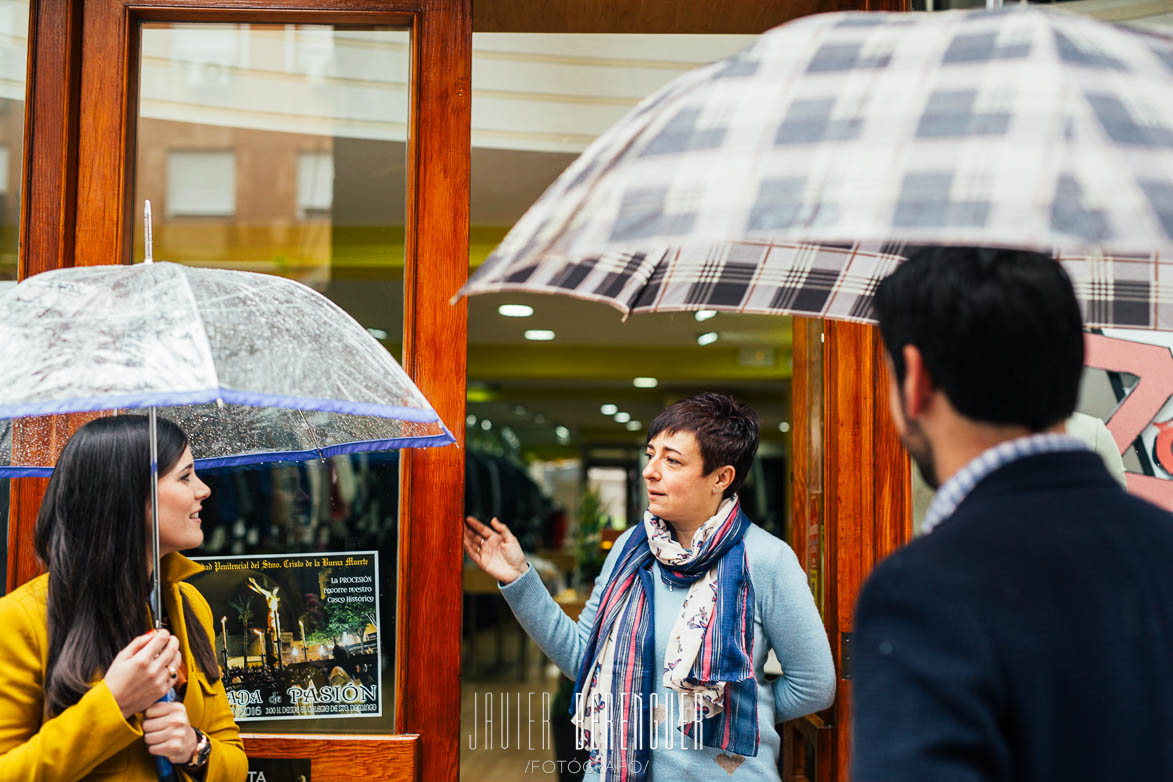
[0,0,25,282]
[133,22,409,734]
[0,0,29,595]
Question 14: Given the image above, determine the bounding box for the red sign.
[1084,333,1173,509]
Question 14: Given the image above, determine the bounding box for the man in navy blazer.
[852,247,1173,781]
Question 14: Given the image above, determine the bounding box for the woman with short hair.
[465,392,835,782]
[0,415,247,779]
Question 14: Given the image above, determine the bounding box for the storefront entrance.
[3,2,923,782]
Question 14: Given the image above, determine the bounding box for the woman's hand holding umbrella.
[143,701,199,765]
[105,629,200,768]
[463,516,529,585]
[104,629,182,718]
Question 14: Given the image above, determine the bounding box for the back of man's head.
[873,246,1085,432]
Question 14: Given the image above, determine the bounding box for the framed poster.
[190,551,381,720]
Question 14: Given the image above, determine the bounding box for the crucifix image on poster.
[249,578,284,669]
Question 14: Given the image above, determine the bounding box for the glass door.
[12,1,470,780]
[131,20,410,736]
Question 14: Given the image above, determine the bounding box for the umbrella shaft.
[149,407,162,630]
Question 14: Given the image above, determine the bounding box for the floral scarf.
[571,497,758,782]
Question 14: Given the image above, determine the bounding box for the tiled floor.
[461,618,563,782]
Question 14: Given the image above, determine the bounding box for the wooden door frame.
[788,318,911,782]
[13,1,469,780]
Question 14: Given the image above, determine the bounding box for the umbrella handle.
[155,688,180,781]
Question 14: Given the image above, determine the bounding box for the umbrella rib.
[174,266,224,399]
[296,406,326,461]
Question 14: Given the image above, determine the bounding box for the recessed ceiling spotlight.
[778,421,791,433]
[466,414,477,427]
[614,411,631,424]
[513,405,528,416]
[480,419,492,431]
[632,377,658,388]
[626,420,641,431]
[366,327,390,340]
[600,403,619,415]
[694,310,717,322]
[498,304,534,318]
[697,331,719,346]
[554,425,571,439]
[524,329,556,341]
[533,413,547,424]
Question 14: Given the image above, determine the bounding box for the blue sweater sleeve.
[498,528,631,680]
[758,537,838,720]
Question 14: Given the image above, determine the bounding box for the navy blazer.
[852,450,1173,782]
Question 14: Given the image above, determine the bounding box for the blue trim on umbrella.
[0,432,455,477]
[0,388,443,423]
[193,450,324,469]
[0,466,55,477]
[319,432,455,458]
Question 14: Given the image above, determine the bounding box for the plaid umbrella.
[458,8,1173,328]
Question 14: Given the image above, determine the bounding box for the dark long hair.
[35,415,220,717]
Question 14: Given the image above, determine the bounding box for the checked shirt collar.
[921,433,1090,535]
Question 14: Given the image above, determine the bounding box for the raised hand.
[104,630,183,719]
[463,516,529,585]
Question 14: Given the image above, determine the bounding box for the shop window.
[166,150,236,217]
[287,25,335,82]
[170,25,249,89]
[297,151,333,218]
[135,22,409,734]
[0,0,30,595]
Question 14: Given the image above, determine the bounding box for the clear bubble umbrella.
[0,205,452,779]
[0,260,453,470]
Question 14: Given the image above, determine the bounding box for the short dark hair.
[873,246,1085,432]
[647,392,760,498]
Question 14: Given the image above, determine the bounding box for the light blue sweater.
[500,522,836,782]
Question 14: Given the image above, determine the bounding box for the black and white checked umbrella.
[459,8,1173,329]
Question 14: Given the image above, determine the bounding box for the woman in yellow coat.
[0,415,248,780]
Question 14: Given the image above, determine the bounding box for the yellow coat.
[0,553,248,780]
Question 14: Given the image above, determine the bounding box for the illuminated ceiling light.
[614,411,631,424]
[524,329,556,341]
[512,404,528,416]
[498,304,534,318]
[466,383,493,403]
[554,425,571,439]
[480,419,492,431]
[366,327,389,340]
[466,414,477,427]
[626,420,641,431]
[600,403,618,415]
[779,421,791,433]
[632,377,658,389]
[533,413,547,424]
[697,331,719,346]
[694,310,717,322]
